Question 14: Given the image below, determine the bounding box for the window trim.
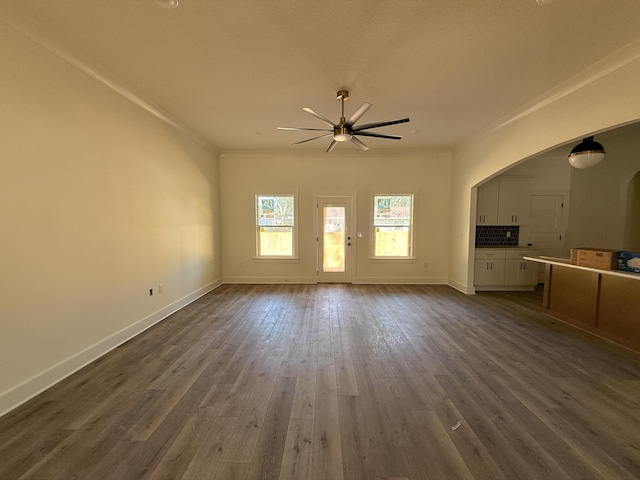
[255,193,298,259]
[370,193,415,259]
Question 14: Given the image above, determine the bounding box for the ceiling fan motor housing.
[334,125,353,141]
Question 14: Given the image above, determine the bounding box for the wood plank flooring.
[1,284,640,479]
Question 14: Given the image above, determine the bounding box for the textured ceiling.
[1,0,640,153]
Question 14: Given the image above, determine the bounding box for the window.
[256,195,296,257]
[372,194,414,257]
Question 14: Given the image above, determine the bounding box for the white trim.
[0,279,222,417]
[448,279,476,295]
[252,257,300,263]
[255,193,298,258]
[223,276,316,284]
[456,37,640,155]
[220,149,450,159]
[0,18,219,155]
[354,276,447,285]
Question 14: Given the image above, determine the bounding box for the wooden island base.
[526,256,640,352]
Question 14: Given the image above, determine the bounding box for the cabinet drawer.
[475,249,506,260]
[505,249,538,259]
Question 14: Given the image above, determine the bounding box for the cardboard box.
[573,248,619,270]
[570,248,579,265]
[617,251,640,273]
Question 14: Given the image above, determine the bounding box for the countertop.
[524,255,640,281]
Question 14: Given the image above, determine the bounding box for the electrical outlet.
[159,283,164,294]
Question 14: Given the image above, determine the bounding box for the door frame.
[316,195,355,283]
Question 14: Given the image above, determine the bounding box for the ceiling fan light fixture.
[334,126,352,142]
[277,89,409,152]
[567,136,605,169]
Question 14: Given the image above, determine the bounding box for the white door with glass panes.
[317,196,353,283]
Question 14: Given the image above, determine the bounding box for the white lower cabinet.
[474,250,506,286]
[475,248,539,291]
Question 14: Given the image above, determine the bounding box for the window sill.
[253,257,300,263]
[368,257,417,263]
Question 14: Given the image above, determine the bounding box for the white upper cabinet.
[477,178,532,225]
[476,180,499,224]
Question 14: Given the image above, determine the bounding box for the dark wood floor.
[2,284,640,480]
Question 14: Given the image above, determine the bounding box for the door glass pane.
[323,206,345,272]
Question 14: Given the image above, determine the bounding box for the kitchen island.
[525,256,640,352]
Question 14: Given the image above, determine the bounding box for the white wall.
[0,23,222,414]
[219,150,452,284]
[496,147,572,250]
[449,40,640,293]
[565,123,640,250]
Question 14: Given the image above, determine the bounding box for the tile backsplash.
[475,225,519,246]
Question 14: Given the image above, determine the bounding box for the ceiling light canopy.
[567,136,605,169]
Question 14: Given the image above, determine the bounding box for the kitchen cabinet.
[475,248,539,291]
[477,179,532,225]
[505,250,538,286]
[474,250,505,286]
[476,180,499,224]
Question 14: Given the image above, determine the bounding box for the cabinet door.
[497,179,531,225]
[505,259,537,286]
[477,181,499,224]
[474,259,505,285]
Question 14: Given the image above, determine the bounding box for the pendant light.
[567,136,605,169]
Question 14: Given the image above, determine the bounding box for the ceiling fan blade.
[352,117,410,131]
[353,131,403,140]
[277,126,332,131]
[292,133,333,145]
[351,136,370,151]
[303,107,336,128]
[326,140,338,153]
[346,102,372,127]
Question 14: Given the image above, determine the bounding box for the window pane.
[374,195,411,227]
[259,226,293,256]
[257,195,295,257]
[373,195,413,257]
[375,226,410,257]
[323,206,345,272]
[258,196,294,226]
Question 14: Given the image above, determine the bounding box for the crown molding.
[0,18,220,156]
[455,36,640,156]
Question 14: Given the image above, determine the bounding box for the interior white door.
[530,195,564,281]
[317,196,353,283]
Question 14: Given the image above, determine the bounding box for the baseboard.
[353,276,448,285]
[448,279,476,294]
[0,278,223,418]
[223,276,316,284]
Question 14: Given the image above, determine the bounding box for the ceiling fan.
[277,90,410,153]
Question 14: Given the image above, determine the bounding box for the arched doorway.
[624,170,640,250]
